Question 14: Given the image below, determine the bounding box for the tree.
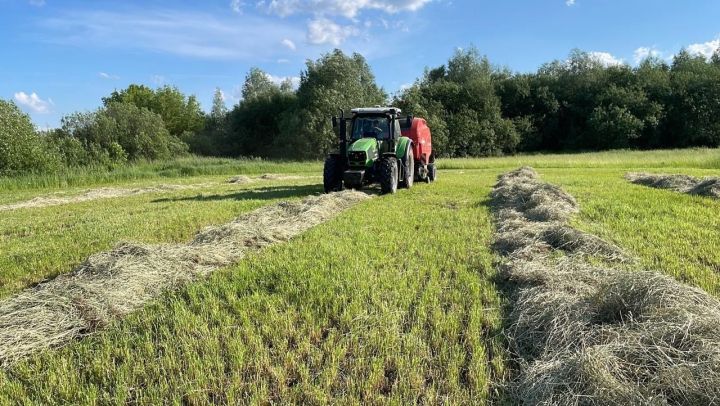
[210,87,228,120]
[60,102,187,165]
[225,70,297,157]
[396,47,519,156]
[103,84,205,138]
[0,99,59,174]
[241,68,277,101]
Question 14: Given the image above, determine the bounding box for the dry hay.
[0,183,212,212]
[626,172,720,198]
[0,190,370,366]
[258,174,308,180]
[493,167,720,405]
[227,175,253,184]
[226,174,320,183]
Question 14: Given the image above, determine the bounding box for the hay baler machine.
[323,107,436,194]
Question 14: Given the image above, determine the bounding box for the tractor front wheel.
[379,157,398,194]
[323,155,344,193]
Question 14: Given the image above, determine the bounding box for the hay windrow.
[0,183,213,212]
[493,167,720,405]
[626,172,720,198]
[0,190,370,367]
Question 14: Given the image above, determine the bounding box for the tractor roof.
[350,107,402,115]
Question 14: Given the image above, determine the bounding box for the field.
[0,149,718,404]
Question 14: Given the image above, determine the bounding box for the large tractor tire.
[379,156,398,194]
[323,155,344,193]
[399,145,414,189]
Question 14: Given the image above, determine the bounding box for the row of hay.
[0,173,320,211]
[0,183,212,212]
[626,172,720,198]
[492,167,720,405]
[226,174,319,184]
[0,190,370,367]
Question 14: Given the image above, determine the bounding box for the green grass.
[0,148,719,403]
[0,156,322,194]
[0,171,504,404]
[0,177,321,299]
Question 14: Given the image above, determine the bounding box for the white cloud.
[307,18,359,46]
[265,73,301,89]
[588,51,624,67]
[40,9,304,60]
[230,0,244,13]
[98,72,119,80]
[277,58,290,63]
[14,91,53,114]
[633,46,662,64]
[566,0,576,6]
[255,0,431,18]
[687,38,720,59]
[281,38,297,50]
[151,75,166,85]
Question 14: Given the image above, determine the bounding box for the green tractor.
[323,107,435,194]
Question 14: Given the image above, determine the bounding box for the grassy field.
[0,148,718,403]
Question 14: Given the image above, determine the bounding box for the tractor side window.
[352,118,390,140]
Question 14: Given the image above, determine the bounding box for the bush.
[0,99,60,175]
[59,102,188,166]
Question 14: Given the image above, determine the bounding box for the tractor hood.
[347,137,379,168]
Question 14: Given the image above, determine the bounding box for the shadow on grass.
[476,196,517,406]
[151,184,323,203]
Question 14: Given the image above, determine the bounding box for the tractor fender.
[395,136,412,160]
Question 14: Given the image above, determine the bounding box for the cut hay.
[493,167,720,405]
[225,174,320,183]
[227,175,253,184]
[626,172,720,198]
[0,183,212,212]
[258,174,307,180]
[0,190,370,366]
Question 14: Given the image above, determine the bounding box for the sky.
[1,0,719,129]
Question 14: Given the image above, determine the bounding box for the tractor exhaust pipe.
[337,109,347,167]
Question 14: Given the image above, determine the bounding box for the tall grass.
[0,157,322,192]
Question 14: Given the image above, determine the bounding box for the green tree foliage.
[0,99,59,175]
[58,102,187,166]
[185,88,229,156]
[223,68,297,157]
[397,47,519,157]
[103,85,204,138]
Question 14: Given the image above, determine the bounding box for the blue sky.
[1,0,719,128]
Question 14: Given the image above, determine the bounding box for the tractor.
[323,107,436,194]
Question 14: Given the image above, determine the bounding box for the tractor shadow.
[151,184,323,203]
[477,196,518,405]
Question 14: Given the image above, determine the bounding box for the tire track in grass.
[492,167,720,404]
[0,190,370,366]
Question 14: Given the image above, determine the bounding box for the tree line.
[2,46,720,176]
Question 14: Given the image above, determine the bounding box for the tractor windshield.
[352,116,390,140]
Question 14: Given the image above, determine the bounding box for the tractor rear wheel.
[379,157,398,194]
[323,155,344,193]
[399,147,414,189]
